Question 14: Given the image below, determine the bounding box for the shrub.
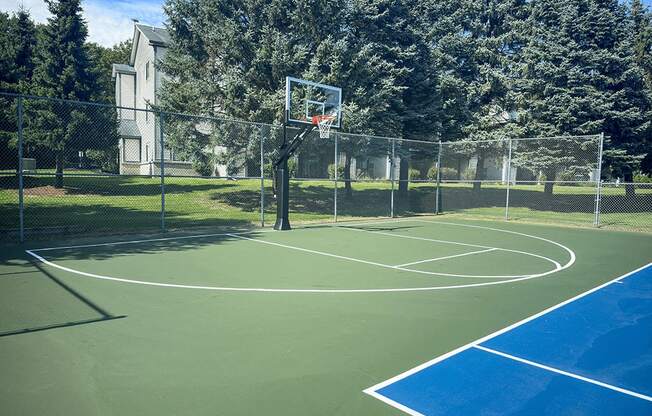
[287,158,297,178]
[86,147,119,173]
[408,168,421,181]
[634,172,652,183]
[328,163,345,179]
[262,160,297,178]
[193,156,213,177]
[263,163,273,179]
[427,166,458,180]
[461,168,476,180]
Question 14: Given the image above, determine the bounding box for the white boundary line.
[392,248,497,268]
[341,226,563,270]
[24,219,576,293]
[363,262,652,409]
[474,345,652,402]
[28,229,275,252]
[228,233,542,279]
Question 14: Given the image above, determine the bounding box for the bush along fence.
[0,92,650,241]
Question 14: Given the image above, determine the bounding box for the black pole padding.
[274,160,291,230]
[273,124,316,231]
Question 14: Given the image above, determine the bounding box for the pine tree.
[30,0,99,187]
[423,0,527,192]
[160,0,347,175]
[518,0,651,195]
[630,0,652,175]
[12,8,37,92]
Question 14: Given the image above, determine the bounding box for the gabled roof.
[118,119,141,138]
[137,24,170,45]
[130,24,170,65]
[112,63,136,79]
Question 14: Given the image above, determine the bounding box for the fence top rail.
[0,91,603,147]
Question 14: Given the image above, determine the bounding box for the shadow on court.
[0,258,125,338]
[26,229,267,262]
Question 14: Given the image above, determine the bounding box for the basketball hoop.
[312,115,336,139]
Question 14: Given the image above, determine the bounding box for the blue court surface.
[365,263,652,415]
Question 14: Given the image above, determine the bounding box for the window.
[123,138,141,162]
[145,61,150,80]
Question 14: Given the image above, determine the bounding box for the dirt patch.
[23,186,77,196]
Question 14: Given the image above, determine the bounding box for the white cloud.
[0,0,166,47]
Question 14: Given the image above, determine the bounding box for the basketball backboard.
[285,76,342,128]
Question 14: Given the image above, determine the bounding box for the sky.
[0,0,166,47]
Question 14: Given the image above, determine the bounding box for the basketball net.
[312,115,336,139]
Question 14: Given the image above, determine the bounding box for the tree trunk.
[473,154,483,192]
[624,171,636,197]
[54,149,64,188]
[544,169,555,194]
[344,151,352,198]
[398,156,409,195]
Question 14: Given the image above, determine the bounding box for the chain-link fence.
[1,92,650,241]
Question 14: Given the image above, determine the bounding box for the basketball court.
[0,217,651,415]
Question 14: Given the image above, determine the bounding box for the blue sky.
[2,0,652,47]
[0,0,166,47]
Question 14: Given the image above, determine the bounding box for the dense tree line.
[161,0,652,193]
[1,0,651,191]
[0,2,131,185]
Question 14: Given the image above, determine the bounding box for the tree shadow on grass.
[438,186,652,214]
[3,175,244,197]
[0,202,258,243]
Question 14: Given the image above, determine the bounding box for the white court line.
[228,234,554,279]
[339,224,563,270]
[410,218,575,267]
[29,229,275,252]
[393,248,497,268]
[28,217,404,253]
[227,233,392,269]
[26,248,573,293]
[25,219,576,293]
[474,345,652,402]
[363,262,652,409]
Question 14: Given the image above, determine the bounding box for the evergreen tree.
[12,8,37,92]
[0,9,38,171]
[518,0,651,194]
[630,0,652,175]
[30,0,101,187]
[423,0,527,191]
[160,0,346,175]
[87,40,132,103]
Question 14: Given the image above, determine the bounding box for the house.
[112,23,196,176]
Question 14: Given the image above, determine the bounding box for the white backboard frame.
[285,76,342,129]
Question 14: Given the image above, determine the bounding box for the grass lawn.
[1,174,650,239]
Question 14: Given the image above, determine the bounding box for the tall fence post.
[260,126,265,227]
[390,139,395,218]
[435,140,442,215]
[594,132,605,227]
[504,138,513,221]
[17,95,24,242]
[334,132,338,222]
[159,111,166,232]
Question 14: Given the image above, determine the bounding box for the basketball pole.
[274,115,291,230]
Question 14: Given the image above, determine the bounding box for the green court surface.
[0,217,650,415]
